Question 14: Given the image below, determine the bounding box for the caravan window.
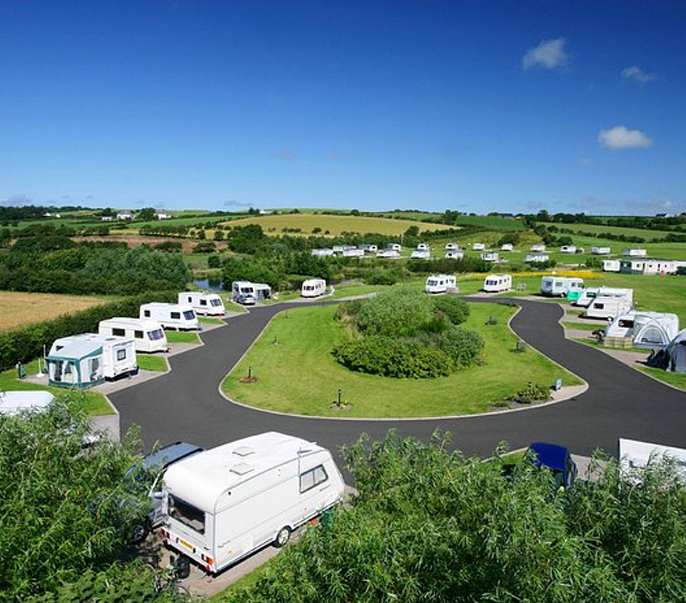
[200,299,207,306]
[594,303,605,309]
[113,328,126,337]
[300,465,329,493]
[639,328,664,345]
[144,310,151,318]
[171,312,181,319]
[618,319,634,328]
[211,299,222,307]
[116,349,127,361]
[169,495,205,534]
[148,329,164,341]
[183,310,195,320]
[134,330,144,339]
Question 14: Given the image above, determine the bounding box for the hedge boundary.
[0,291,177,372]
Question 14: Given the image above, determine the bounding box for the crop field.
[218,214,456,237]
[222,303,581,418]
[542,221,678,241]
[453,215,526,231]
[0,291,113,332]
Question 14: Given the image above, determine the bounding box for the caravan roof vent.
[233,445,255,457]
[230,462,255,476]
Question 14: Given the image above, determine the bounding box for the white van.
[574,287,633,309]
[178,292,225,317]
[540,276,585,298]
[483,274,512,293]
[161,432,345,574]
[99,317,168,353]
[139,303,200,331]
[584,296,633,320]
[425,274,457,294]
[301,279,327,298]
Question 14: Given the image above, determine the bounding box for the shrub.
[357,288,434,337]
[431,296,470,325]
[435,326,485,369]
[332,336,453,378]
[506,382,551,404]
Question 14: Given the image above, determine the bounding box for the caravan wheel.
[274,526,291,548]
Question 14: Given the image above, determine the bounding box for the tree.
[137,207,157,221]
[0,396,148,601]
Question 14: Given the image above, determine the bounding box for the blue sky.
[2,0,685,215]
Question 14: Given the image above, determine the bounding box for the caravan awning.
[47,341,103,362]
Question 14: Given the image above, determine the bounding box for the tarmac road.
[109,298,686,461]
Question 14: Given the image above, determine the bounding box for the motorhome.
[231,281,273,305]
[540,276,585,298]
[98,317,168,353]
[160,432,345,574]
[584,295,633,320]
[472,243,485,251]
[483,274,512,293]
[47,333,137,387]
[605,312,679,348]
[139,303,200,331]
[574,287,633,308]
[425,274,457,294]
[301,279,327,298]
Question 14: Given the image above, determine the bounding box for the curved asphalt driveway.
[109,299,686,459]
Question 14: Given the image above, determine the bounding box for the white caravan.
[445,242,459,251]
[231,281,273,305]
[445,250,464,260]
[619,439,686,482]
[178,292,225,317]
[560,245,577,254]
[540,276,585,297]
[0,391,55,417]
[387,243,402,252]
[483,274,512,293]
[574,287,633,309]
[500,243,514,252]
[591,246,611,255]
[472,243,485,251]
[530,244,546,252]
[622,248,647,257]
[526,253,549,263]
[584,296,633,320]
[377,249,400,259]
[602,259,621,272]
[605,312,679,348]
[481,252,499,262]
[98,317,168,353]
[301,279,327,298]
[425,274,457,294]
[139,303,200,331]
[161,432,345,574]
[49,333,137,380]
[411,249,431,259]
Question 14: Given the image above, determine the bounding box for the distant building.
[101,216,114,222]
[116,211,134,220]
[155,211,172,220]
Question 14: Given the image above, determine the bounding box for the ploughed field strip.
[109,299,686,463]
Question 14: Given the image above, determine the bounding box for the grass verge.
[641,367,686,392]
[166,331,201,344]
[0,359,113,415]
[136,354,168,372]
[222,303,581,418]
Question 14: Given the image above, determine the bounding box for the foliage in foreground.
[332,289,483,378]
[221,431,686,603]
[0,397,149,602]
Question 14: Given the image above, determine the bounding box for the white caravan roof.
[0,391,56,416]
[164,432,328,513]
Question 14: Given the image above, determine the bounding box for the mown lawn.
[136,354,168,372]
[642,367,686,392]
[222,303,581,418]
[0,359,113,415]
[165,331,201,344]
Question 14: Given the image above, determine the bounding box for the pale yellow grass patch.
[0,292,111,332]
[219,214,455,237]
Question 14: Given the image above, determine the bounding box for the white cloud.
[522,38,569,70]
[621,65,657,84]
[598,126,653,150]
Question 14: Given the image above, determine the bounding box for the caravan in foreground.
[425,274,457,294]
[301,279,327,298]
[483,274,512,293]
[161,432,345,574]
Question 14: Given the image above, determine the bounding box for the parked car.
[127,442,204,543]
[526,442,578,489]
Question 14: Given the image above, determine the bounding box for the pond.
[193,278,225,291]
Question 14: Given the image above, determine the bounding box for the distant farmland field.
[0,292,112,332]
[542,222,678,241]
[219,214,456,236]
